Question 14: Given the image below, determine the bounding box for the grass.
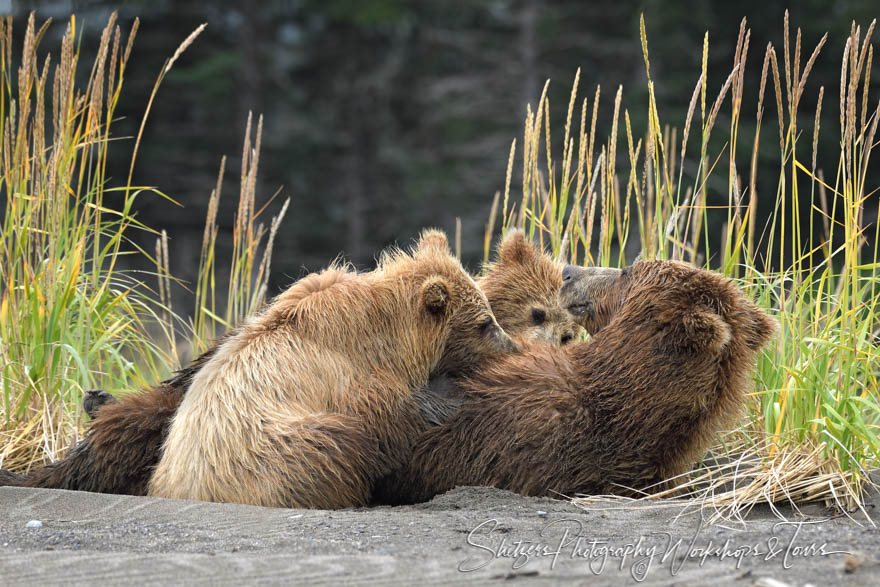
[0,11,877,518]
[0,13,286,472]
[485,13,880,516]
[0,13,172,469]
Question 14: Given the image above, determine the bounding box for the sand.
[1,485,878,585]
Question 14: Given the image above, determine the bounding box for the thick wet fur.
[1,230,576,497]
[146,230,518,508]
[372,260,777,504]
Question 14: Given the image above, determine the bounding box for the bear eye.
[479,318,495,334]
[531,308,546,325]
[561,333,573,345]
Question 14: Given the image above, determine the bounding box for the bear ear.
[740,302,779,350]
[681,307,731,354]
[660,305,731,354]
[415,229,451,256]
[497,229,538,265]
[421,277,452,316]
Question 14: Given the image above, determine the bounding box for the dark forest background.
[7,0,880,307]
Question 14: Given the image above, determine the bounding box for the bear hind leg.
[269,413,390,509]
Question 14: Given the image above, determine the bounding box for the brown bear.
[78,228,576,420]
[0,230,578,498]
[141,229,523,508]
[372,260,777,504]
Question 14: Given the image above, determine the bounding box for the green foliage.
[0,13,176,465]
[0,12,289,472]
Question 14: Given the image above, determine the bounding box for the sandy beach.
[1,485,878,585]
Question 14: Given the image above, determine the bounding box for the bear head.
[560,260,777,355]
[412,229,520,378]
[478,230,581,346]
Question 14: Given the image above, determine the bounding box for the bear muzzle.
[560,266,622,316]
[491,324,522,353]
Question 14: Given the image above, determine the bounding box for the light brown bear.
[372,260,777,504]
[145,230,519,508]
[0,230,579,498]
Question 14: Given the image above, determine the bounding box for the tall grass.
[190,113,290,356]
[488,13,880,513]
[0,13,173,468]
[0,13,286,473]
[1,10,876,516]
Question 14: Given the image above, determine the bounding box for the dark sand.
[1,485,878,585]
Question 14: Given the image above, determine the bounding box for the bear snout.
[560,266,622,311]
[492,325,522,353]
[561,265,586,283]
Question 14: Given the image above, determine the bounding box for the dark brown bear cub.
[373,260,777,504]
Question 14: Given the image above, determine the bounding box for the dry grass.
[572,436,876,526]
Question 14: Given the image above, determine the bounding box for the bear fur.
[0,230,576,499]
[372,260,777,504]
[145,229,520,508]
[85,228,576,416]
